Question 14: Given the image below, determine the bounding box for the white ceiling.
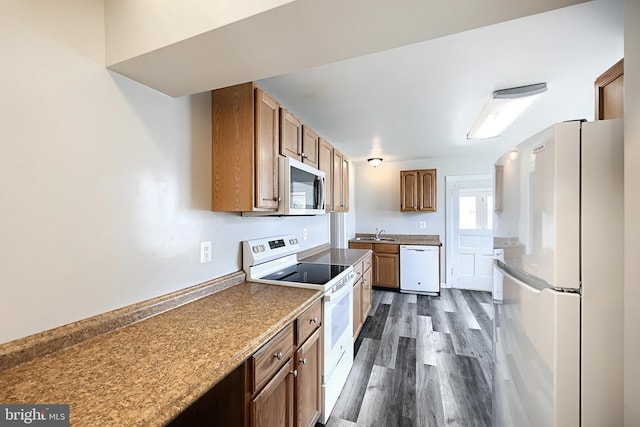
[256,0,623,162]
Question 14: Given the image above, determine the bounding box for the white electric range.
[243,235,356,424]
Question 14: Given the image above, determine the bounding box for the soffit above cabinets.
[105,0,588,98]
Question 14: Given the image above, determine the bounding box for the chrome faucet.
[375,228,386,239]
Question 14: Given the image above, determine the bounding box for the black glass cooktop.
[262,263,348,284]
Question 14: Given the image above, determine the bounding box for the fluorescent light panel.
[467,83,547,140]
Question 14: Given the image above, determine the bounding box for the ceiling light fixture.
[368,157,383,167]
[467,83,547,140]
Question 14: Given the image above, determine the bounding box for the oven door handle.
[324,279,353,302]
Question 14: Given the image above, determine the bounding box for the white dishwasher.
[400,245,440,295]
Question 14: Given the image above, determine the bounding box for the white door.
[446,176,493,291]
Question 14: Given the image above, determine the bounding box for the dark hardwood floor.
[326,288,494,427]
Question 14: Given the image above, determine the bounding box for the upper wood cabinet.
[595,58,624,120]
[342,156,350,212]
[212,83,280,212]
[279,110,319,169]
[332,149,350,212]
[280,108,303,161]
[318,138,333,212]
[400,169,436,212]
[301,126,320,169]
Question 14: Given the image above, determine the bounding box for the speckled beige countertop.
[0,282,321,426]
[349,233,442,246]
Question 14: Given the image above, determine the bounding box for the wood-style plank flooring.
[325,288,494,427]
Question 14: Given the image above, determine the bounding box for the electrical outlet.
[419,221,427,229]
[303,228,308,241]
[200,241,212,263]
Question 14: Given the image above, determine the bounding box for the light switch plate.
[419,221,427,229]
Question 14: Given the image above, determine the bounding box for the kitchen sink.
[354,237,398,242]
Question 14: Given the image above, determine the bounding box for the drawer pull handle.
[291,369,298,378]
[300,358,307,365]
[310,317,318,324]
[274,352,283,360]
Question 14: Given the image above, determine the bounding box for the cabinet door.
[418,169,436,212]
[595,58,624,120]
[211,82,256,212]
[333,149,344,212]
[295,328,322,427]
[353,278,362,338]
[362,268,372,319]
[400,170,418,211]
[342,156,350,212]
[318,138,333,212]
[280,108,302,161]
[302,126,320,169]
[373,253,399,289]
[251,359,295,427]
[254,88,280,210]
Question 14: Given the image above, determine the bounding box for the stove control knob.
[252,246,259,253]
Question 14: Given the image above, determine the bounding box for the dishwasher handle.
[400,245,436,252]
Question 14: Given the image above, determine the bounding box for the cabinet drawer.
[296,299,321,345]
[363,254,373,271]
[353,259,364,277]
[374,243,399,254]
[349,242,373,250]
[252,323,294,393]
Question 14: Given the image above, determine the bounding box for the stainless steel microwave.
[242,156,326,216]
[279,156,326,215]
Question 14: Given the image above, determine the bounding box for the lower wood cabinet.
[362,268,372,316]
[373,253,399,289]
[295,328,322,427]
[252,359,295,427]
[373,244,399,289]
[352,253,373,340]
[167,299,322,427]
[353,279,362,337]
[349,242,400,290]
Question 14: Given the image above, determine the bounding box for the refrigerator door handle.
[495,260,581,295]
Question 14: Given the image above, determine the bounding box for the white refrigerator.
[492,119,624,427]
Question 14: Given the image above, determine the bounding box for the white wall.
[354,154,498,283]
[104,0,294,65]
[0,0,328,344]
[624,0,640,424]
